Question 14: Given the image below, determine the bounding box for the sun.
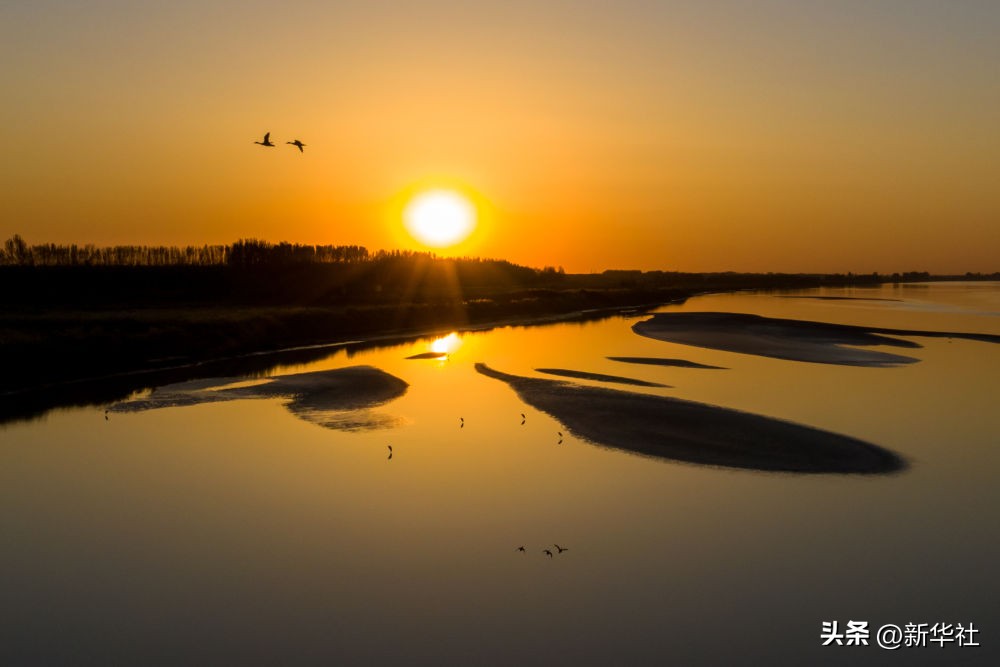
[403,190,476,248]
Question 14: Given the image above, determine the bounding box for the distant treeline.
[1,234,374,267]
[0,234,564,307]
[0,234,568,283]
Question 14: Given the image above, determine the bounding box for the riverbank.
[0,271,932,423]
[1,287,687,395]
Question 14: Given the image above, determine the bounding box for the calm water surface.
[2,283,998,665]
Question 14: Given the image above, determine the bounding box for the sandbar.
[111,365,408,431]
[776,296,902,302]
[535,368,669,387]
[476,363,904,474]
[633,312,927,366]
[607,356,726,370]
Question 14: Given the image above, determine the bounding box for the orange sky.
[2,1,998,273]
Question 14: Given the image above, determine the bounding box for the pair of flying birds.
[254,132,306,153]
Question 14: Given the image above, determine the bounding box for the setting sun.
[403,190,476,248]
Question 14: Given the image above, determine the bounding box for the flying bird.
[387,445,393,460]
[520,413,526,425]
[555,544,568,554]
[543,549,554,558]
[517,546,526,552]
[286,139,306,152]
[254,132,275,147]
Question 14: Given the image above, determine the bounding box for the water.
[2,283,998,665]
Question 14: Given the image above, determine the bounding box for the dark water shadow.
[632,312,1000,366]
[535,368,669,388]
[776,296,903,302]
[406,352,448,360]
[607,356,726,370]
[109,366,408,432]
[476,363,905,474]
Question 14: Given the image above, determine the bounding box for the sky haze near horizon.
[2,1,998,273]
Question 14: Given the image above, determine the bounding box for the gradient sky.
[2,0,998,272]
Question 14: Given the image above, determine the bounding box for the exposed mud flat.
[476,363,905,474]
[633,312,1000,366]
[607,356,726,370]
[110,365,408,431]
[535,368,669,387]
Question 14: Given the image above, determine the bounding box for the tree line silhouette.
[0,235,564,307]
[1,234,375,267]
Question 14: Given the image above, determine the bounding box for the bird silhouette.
[387,445,393,460]
[520,412,526,425]
[543,549,554,558]
[254,132,275,147]
[459,417,465,428]
[555,544,568,554]
[517,546,526,552]
[286,139,306,152]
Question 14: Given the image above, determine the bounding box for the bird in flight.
[254,132,275,147]
[517,546,526,552]
[287,139,306,152]
[520,413,526,425]
[555,544,569,554]
[387,445,393,460]
[543,549,554,558]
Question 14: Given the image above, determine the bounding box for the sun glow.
[430,332,461,356]
[403,190,476,248]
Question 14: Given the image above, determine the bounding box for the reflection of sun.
[403,190,476,248]
[430,332,461,356]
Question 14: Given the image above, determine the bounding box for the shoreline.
[4,297,674,396]
[0,294,683,425]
